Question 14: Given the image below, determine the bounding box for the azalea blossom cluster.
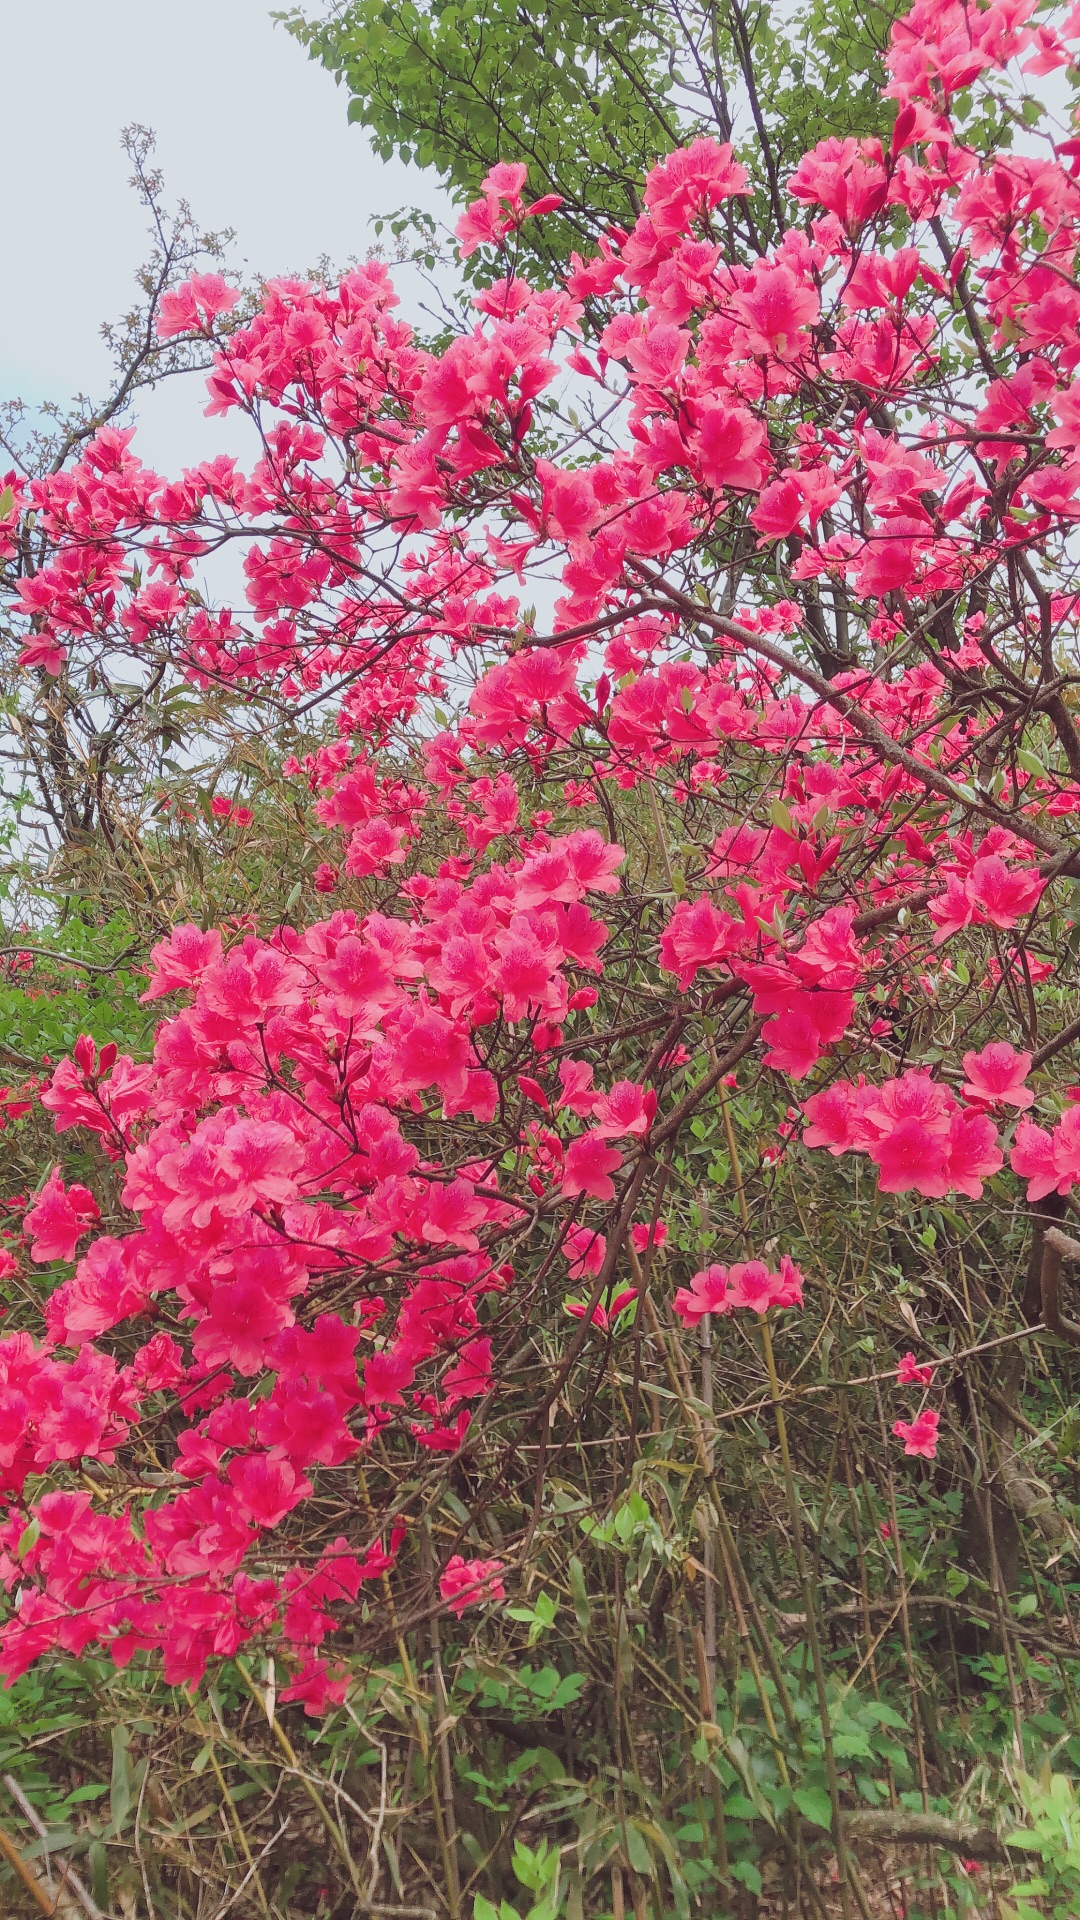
[2,0,1080,1705]
[0,832,645,1706]
[801,1063,1006,1198]
[673,1256,806,1322]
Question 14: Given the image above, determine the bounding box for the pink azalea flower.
[560,1132,623,1201]
[630,1220,668,1254]
[23,1170,100,1265]
[440,1555,506,1616]
[673,1264,731,1324]
[892,1409,940,1460]
[563,1225,608,1279]
[726,1260,779,1313]
[564,1287,637,1330]
[897,1351,934,1386]
[960,1041,1033,1111]
[673,1255,805,1323]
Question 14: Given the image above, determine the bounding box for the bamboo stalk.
[2,1775,98,1920]
[0,1820,58,1917]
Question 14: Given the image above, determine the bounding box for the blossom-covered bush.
[2,0,1080,1780]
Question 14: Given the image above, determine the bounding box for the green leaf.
[110,1723,132,1830]
[568,1555,591,1634]
[89,1838,109,1909]
[530,1589,558,1643]
[551,1673,586,1710]
[731,1859,763,1895]
[793,1786,834,1831]
[945,1569,970,1604]
[473,1898,499,1920]
[624,1821,654,1874]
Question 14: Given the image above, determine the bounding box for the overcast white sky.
[2,0,451,466]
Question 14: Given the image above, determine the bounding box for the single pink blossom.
[897,1351,934,1386]
[892,1409,940,1460]
[960,1041,1033,1111]
[440,1555,506,1616]
[564,1287,637,1330]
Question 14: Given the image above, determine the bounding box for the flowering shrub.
[2,10,1080,1859]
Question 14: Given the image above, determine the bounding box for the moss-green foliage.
[281,0,903,266]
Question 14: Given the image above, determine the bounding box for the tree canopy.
[282,0,904,262]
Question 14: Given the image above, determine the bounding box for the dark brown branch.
[1032,1012,1080,1070]
[0,944,137,974]
[628,561,1066,861]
